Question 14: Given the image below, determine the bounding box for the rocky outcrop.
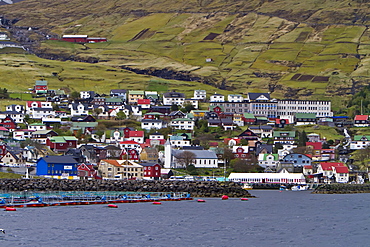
[312,183,370,194]
[0,179,254,198]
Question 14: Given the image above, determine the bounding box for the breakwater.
[312,183,370,194]
[0,179,253,198]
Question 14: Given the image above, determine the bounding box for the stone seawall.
[0,179,254,198]
[312,183,370,194]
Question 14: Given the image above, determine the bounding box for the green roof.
[256,117,268,120]
[243,113,255,119]
[209,105,224,111]
[353,135,370,141]
[263,154,279,161]
[295,113,316,119]
[29,123,45,126]
[35,80,47,85]
[49,136,77,143]
[129,90,144,95]
[105,97,123,103]
[72,122,98,129]
[273,131,296,138]
[49,137,66,143]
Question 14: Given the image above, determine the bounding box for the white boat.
[242,183,253,190]
[291,185,309,191]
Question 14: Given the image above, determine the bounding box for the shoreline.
[312,183,370,194]
[0,179,254,198]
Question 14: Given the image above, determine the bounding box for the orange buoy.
[5,207,16,211]
[108,204,118,208]
[221,195,229,200]
[197,199,206,203]
[152,202,161,205]
[241,198,249,201]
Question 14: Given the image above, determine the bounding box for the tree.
[239,139,249,146]
[171,104,179,111]
[176,151,196,169]
[352,147,370,171]
[93,108,102,117]
[71,91,80,100]
[116,111,127,120]
[223,147,234,168]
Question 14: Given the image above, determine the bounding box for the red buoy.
[5,207,16,211]
[197,199,206,203]
[152,202,162,205]
[221,195,229,200]
[108,204,118,208]
[241,198,249,201]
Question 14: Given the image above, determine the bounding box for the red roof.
[306,142,322,150]
[129,131,144,138]
[224,138,241,145]
[334,166,349,173]
[304,165,312,169]
[119,140,139,145]
[320,162,345,171]
[354,115,369,121]
[137,99,150,105]
[27,101,41,107]
[275,119,290,124]
[0,127,8,131]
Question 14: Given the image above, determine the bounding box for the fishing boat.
[291,185,309,191]
[242,183,253,190]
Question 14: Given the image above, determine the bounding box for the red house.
[0,116,17,130]
[0,143,7,159]
[46,136,78,152]
[62,35,88,43]
[140,163,161,180]
[77,163,101,179]
[119,148,139,161]
[233,146,250,160]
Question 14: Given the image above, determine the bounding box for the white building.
[170,118,194,130]
[228,94,244,102]
[163,91,185,106]
[141,119,166,130]
[69,103,89,116]
[228,172,306,184]
[193,90,206,101]
[210,93,225,102]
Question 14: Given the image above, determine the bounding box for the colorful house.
[36,156,79,179]
[140,163,161,180]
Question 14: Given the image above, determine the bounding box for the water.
[0,190,369,247]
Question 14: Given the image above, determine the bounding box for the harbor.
[0,191,192,208]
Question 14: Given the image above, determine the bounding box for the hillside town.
[0,80,368,184]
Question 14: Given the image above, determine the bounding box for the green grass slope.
[1,0,370,111]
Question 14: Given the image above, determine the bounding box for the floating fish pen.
[0,191,192,207]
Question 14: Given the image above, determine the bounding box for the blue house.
[281,153,312,167]
[36,156,79,178]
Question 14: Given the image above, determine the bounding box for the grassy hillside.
[1,0,370,111]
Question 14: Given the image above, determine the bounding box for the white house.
[169,136,191,148]
[69,103,89,116]
[316,162,349,183]
[163,91,185,106]
[170,118,194,130]
[194,90,206,101]
[141,119,166,131]
[350,135,370,150]
[228,94,244,102]
[210,93,225,102]
[165,146,218,168]
[258,153,280,170]
[28,123,47,131]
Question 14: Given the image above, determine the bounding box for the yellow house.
[99,160,143,179]
[128,90,145,104]
[190,110,207,118]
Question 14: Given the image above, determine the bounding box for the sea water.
[0,190,369,247]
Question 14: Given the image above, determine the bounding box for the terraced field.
[1,0,370,111]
